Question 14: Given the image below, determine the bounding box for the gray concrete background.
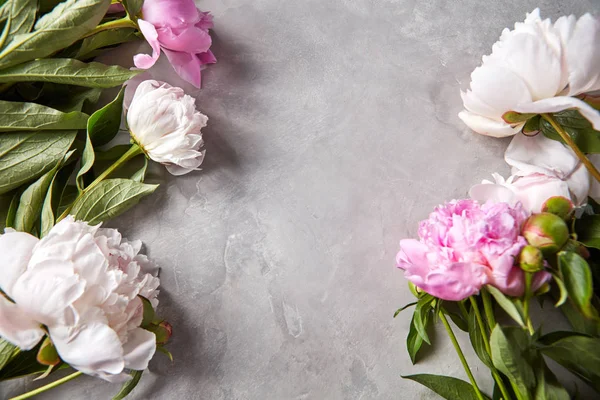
[3,1,600,399]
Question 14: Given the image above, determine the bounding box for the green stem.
[9,371,82,400]
[84,17,138,38]
[470,298,512,400]
[482,288,496,329]
[439,310,486,400]
[523,273,535,335]
[57,144,144,221]
[541,113,600,183]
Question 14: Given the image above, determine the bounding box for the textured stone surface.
[3,1,600,399]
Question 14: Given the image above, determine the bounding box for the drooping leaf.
[0,100,88,131]
[0,0,111,68]
[87,85,125,146]
[0,130,76,195]
[70,179,157,224]
[490,325,535,400]
[394,302,417,318]
[0,58,139,88]
[540,110,600,154]
[76,28,138,59]
[403,374,488,400]
[485,286,525,327]
[575,214,600,250]
[413,296,434,344]
[558,251,597,319]
[537,331,600,393]
[112,370,143,400]
[406,313,427,364]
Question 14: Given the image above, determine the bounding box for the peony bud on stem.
[522,213,569,256]
[541,196,573,220]
[518,245,544,273]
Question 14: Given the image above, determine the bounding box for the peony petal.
[141,0,201,28]
[133,20,162,70]
[513,96,600,131]
[563,14,600,96]
[458,110,523,138]
[50,322,125,379]
[417,263,488,301]
[156,25,212,54]
[122,328,156,370]
[0,296,43,350]
[469,182,517,206]
[162,49,202,88]
[511,174,573,213]
[0,230,38,296]
[198,50,217,65]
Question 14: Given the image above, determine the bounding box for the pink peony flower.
[134,0,216,88]
[396,199,550,301]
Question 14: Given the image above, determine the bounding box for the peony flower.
[127,80,207,176]
[459,9,600,137]
[470,133,591,212]
[133,0,216,88]
[396,199,550,301]
[0,217,160,382]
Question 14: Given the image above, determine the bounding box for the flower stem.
[469,298,512,400]
[57,144,144,222]
[438,310,486,400]
[83,17,138,38]
[481,288,496,329]
[541,113,600,183]
[9,371,82,400]
[523,273,535,336]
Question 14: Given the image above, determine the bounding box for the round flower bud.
[541,196,573,220]
[518,245,544,273]
[522,213,569,255]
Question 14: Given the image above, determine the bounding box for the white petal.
[50,322,125,378]
[458,110,522,138]
[505,133,580,178]
[566,163,592,206]
[513,96,600,131]
[469,182,517,206]
[512,174,572,213]
[122,328,156,370]
[589,154,600,202]
[0,231,38,296]
[564,14,600,95]
[0,296,43,350]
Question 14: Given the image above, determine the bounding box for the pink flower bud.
[522,213,569,255]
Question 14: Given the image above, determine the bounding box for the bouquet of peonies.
[0,0,214,398]
[396,9,600,400]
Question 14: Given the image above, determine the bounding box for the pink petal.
[0,296,43,350]
[162,49,202,88]
[419,262,488,301]
[141,0,200,28]
[156,25,212,54]
[122,328,156,370]
[133,19,162,70]
[0,230,38,296]
[198,50,217,65]
[513,96,600,131]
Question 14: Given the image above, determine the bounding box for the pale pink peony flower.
[0,217,160,382]
[134,0,216,88]
[396,200,550,301]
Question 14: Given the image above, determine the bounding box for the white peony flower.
[470,133,591,212]
[0,217,160,382]
[459,8,600,137]
[127,80,208,176]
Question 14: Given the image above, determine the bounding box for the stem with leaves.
[9,371,82,400]
[438,310,486,400]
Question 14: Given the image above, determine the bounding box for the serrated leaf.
[8,0,37,38]
[540,110,600,154]
[486,285,525,327]
[558,251,597,319]
[403,374,488,400]
[0,0,110,69]
[70,179,157,224]
[0,130,76,195]
[0,100,88,131]
[76,28,138,59]
[0,58,139,88]
[87,85,125,146]
[112,370,143,400]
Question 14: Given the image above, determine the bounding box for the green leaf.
[559,300,600,336]
[76,27,138,59]
[0,0,110,69]
[87,85,125,146]
[4,188,20,228]
[0,342,68,381]
[40,151,76,236]
[558,251,597,319]
[0,130,76,195]
[467,306,492,368]
[490,325,535,400]
[50,86,102,113]
[139,296,155,329]
[394,301,417,318]
[0,58,139,88]
[70,178,157,224]
[0,100,88,131]
[8,0,37,38]
[537,332,600,393]
[38,0,62,13]
[112,370,143,400]
[534,360,570,400]
[575,214,600,249]
[540,110,600,154]
[122,0,143,18]
[551,273,568,308]
[131,157,147,182]
[444,308,468,332]
[403,374,487,400]
[406,313,427,364]
[485,285,525,327]
[14,167,56,233]
[413,296,434,344]
[0,339,18,370]
[77,132,94,192]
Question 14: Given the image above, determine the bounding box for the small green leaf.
[403,374,488,400]
[112,370,143,400]
[14,167,57,233]
[0,100,88,131]
[406,314,427,364]
[413,297,434,344]
[502,111,536,124]
[558,251,597,319]
[575,214,600,249]
[76,131,94,192]
[467,306,492,368]
[444,308,468,332]
[485,286,525,327]
[76,28,138,59]
[551,273,568,307]
[394,301,417,318]
[36,337,59,366]
[122,0,143,18]
[70,179,158,224]
[139,296,155,329]
[87,85,125,146]
[540,110,600,154]
[0,130,76,195]
[523,115,541,135]
[131,157,148,182]
[533,359,570,400]
[0,58,139,88]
